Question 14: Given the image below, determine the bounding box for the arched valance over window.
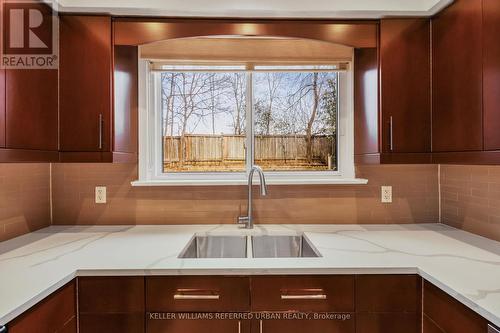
[114,18,378,48]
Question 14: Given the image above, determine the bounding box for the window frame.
[133,60,367,186]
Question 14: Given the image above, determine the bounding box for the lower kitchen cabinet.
[252,318,354,333]
[251,275,355,313]
[79,313,144,333]
[147,319,249,333]
[7,281,76,333]
[423,280,488,333]
[78,276,145,333]
[356,313,420,333]
[6,275,499,333]
[355,275,422,333]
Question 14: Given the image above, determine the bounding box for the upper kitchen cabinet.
[354,48,379,164]
[5,70,58,152]
[380,19,431,160]
[355,18,432,165]
[113,45,138,159]
[0,70,5,149]
[432,0,483,153]
[59,15,113,162]
[0,2,59,163]
[59,15,138,163]
[483,0,500,151]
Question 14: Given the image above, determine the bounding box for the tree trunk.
[306,73,319,164]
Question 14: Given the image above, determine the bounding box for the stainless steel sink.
[178,235,247,258]
[251,235,321,258]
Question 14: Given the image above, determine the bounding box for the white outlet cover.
[95,186,107,204]
[381,186,392,203]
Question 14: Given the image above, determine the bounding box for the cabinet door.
[147,319,249,333]
[432,0,483,152]
[5,69,58,150]
[483,0,500,150]
[356,275,422,333]
[353,48,379,158]
[380,19,430,153]
[8,281,76,333]
[114,45,138,155]
[0,69,5,148]
[59,15,112,152]
[423,281,487,333]
[251,319,354,333]
[78,276,145,333]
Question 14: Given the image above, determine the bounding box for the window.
[136,62,364,186]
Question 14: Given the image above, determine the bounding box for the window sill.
[131,178,368,187]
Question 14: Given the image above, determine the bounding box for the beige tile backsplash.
[0,164,51,242]
[14,161,500,243]
[51,163,439,226]
[441,165,500,242]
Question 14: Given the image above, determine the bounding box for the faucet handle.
[237,216,249,225]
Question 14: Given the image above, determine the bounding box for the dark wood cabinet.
[5,69,58,152]
[380,19,431,155]
[146,276,250,313]
[5,275,498,333]
[0,2,59,162]
[354,48,379,164]
[114,45,138,157]
[356,275,421,333]
[432,0,483,153]
[355,18,432,165]
[0,69,5,148]
[483,0,500,151]
[251,318,355,333]
[148,319,249,333]
[423,280,488,333]
[7,281,76,333]
[59,15,112,159]
[251,276,354,313]
[78,276,145,333]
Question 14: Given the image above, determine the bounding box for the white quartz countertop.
[1,224,500,327]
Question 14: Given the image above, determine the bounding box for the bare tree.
[229,73,246,135]
[286,72,325,163]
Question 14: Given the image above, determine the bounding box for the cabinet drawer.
[147,319,249,333]
[356,275,421,312]
[251,318,354,333]
[80,313,144,333]
[78,276,144,313]
[251,276,354,312]
[357,313,420,333]
[146,276,250,312]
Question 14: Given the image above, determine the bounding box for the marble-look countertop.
[1,224,500,327]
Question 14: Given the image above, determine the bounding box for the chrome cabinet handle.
[98,113,103,150]
[238,320,241,333]
[173,294,220,300]
[259,319,263,333]
[389,116,394,152]
[489,324,500,333]
[281,294,327,300]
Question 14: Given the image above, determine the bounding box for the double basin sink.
[179,234,321,258]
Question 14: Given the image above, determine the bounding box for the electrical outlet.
[381,186,392,203]
[95,186,106,204]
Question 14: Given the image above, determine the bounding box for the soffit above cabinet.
[55,0,453,18]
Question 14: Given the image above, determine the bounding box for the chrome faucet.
[238,165,268,229]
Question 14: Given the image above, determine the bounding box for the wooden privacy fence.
[164,134,334,164]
